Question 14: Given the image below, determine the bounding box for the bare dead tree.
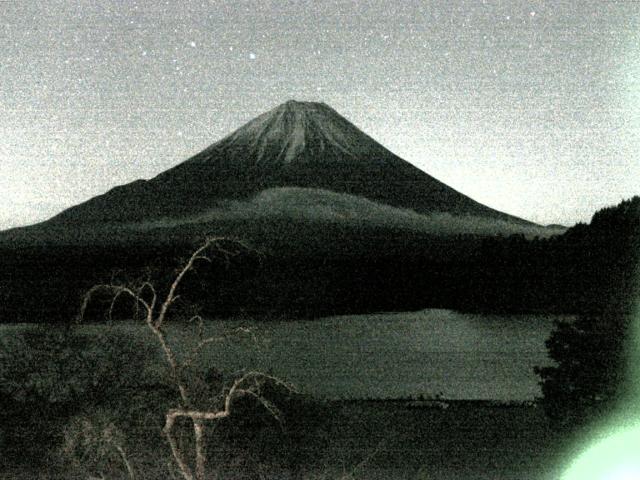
[79,237,295,480]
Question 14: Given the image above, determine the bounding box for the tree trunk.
[164,414,195,480]
[194,420,207,480]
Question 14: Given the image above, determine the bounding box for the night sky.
[2,0,639,229]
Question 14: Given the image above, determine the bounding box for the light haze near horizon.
[1,0,639,229]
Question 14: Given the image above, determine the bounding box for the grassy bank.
[2,399,568,480]
[305,400,565,480]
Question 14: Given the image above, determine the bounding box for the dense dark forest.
[0,196,637,323]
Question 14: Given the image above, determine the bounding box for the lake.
[4,309,569,401]
[141,309,565,401]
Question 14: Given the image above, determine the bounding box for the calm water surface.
[159,309,566,401]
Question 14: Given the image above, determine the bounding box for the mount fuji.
[0,99,558,252]
[28,100,533,232]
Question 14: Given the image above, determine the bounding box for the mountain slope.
[133,187,558,239]
[41,100,531,227]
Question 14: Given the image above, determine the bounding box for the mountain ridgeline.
[0,101,636,322]
[40,100,529,229]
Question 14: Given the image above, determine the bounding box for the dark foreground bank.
[1,399,570,480]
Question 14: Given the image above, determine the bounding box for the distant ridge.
[32,100,532,229]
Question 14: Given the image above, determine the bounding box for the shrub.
[62,410,136,480]
[535,313,631,430]
[0,325,163,468]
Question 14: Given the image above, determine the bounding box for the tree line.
[0,196,637,323]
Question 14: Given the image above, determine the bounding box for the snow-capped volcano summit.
[24,100,531,227]
[212,100,385,166]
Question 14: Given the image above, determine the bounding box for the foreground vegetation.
[1,359,566,480]
[0,317,593,480]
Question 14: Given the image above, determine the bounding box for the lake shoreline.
[1,309,562,401]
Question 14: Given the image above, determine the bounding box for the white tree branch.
[78,237,288,480]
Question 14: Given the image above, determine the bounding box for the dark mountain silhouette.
[1,100,586,323]
[37,100,530,228]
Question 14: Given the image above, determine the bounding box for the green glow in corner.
[562,423,640,480]
[562,267,640,480]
